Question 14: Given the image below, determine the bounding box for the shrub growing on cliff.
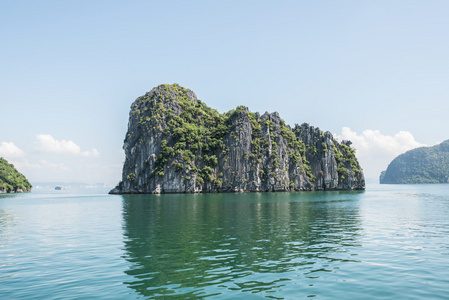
[203,155,218,166]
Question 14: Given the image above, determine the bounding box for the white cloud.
[34,134,99,157]
[0,141,25,159]
[12,159,69,171]
[81,148,100,157]
[38,159,70,171]
[34,134,80,154]
[335,127,426,180]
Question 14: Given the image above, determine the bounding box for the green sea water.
[1,184,449,299]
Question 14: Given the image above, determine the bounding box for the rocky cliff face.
[110,84,365,194]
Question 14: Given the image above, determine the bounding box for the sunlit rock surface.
[110,84,365,194]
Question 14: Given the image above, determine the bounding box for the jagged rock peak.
[110,84,365,194]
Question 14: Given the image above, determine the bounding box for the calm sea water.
[1,184,449,299]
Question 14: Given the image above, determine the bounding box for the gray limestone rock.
[110,84,365,194]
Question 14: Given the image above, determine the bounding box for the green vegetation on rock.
[0,157,32,193]
[380,140,449,184]
[111,83,365,194]
[130,84,318,186]
[134,84,233,181]
[332,141,361,182]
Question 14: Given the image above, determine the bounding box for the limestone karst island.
[0,157,32,193]
[380,139,449,184]
[110,84,365,194]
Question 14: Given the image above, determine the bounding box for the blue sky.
[1,0,448,185]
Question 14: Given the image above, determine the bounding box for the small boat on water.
[55,186,63,190]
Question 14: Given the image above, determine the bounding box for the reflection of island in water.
[121,192,363,298]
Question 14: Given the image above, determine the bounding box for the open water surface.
[1,184,449,299]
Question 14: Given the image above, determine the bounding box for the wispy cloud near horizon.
[336,127,427,180]
[1,134,112,184]
[12,159,69,171]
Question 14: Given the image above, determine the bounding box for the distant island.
[380,140,449,184]
[0,157,32,193]
[110,84,365,194]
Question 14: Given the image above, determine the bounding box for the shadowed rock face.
[110,84,365,194]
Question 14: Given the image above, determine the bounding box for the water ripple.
[2,187,449,299]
